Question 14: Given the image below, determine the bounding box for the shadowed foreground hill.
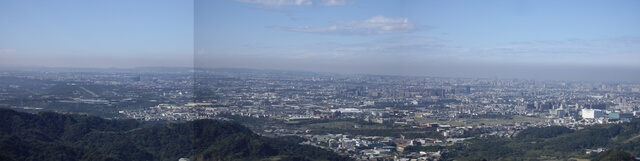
[450,118,640,160]
[0,109,352,161]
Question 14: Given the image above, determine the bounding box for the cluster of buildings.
[3,68,640,160]
[298,134,461,160]
[118,69,640,160]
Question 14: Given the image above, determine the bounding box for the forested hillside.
[0,109,351,161]
[451,119,640,160]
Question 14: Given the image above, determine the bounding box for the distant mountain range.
[0,109,352,161]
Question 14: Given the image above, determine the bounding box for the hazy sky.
[195,0,640,81]
[0,0,193,68]
[2,0,639,81]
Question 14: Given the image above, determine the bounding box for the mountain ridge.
[0,108,351,161]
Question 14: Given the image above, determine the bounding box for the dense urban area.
[1,67,640,161]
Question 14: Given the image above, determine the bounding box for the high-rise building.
[465,86,471,94]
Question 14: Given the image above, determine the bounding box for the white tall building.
[582,109,606,119]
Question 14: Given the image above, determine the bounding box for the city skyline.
[2,0,640,81]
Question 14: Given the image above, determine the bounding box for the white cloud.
[448,38,640,67]
[235,0,313,6]
[235,0,350,6]
[232,36,444,61]
[270,16,426,35]
[236,0,350,21]
[607,36,640,45]
[316,0,351,6]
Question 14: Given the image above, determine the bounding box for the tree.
[593,149,635,161]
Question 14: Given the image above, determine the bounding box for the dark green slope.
[450,118,640,160]
[592,149,636,161]
[0,109,352,161]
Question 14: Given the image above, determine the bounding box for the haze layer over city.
[195,0,640,82]
[2,0,640,161]
[1,0,639,81]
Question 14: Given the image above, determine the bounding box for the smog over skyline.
[3,0,640,81]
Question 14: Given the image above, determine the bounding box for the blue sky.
[195,0,640,81]
[0,0,193,67]
[1,0,639,80]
